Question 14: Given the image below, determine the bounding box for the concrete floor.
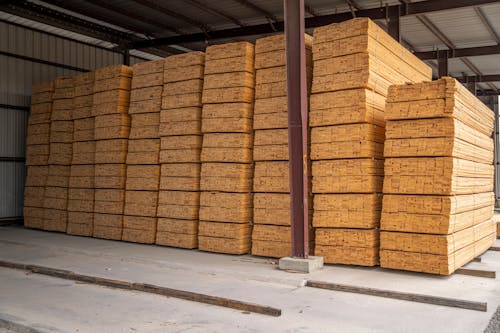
[0,226,499,333]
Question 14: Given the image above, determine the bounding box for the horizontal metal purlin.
[128,0,499,49]
[0,157,25,162]
[457,75,500,83]
[0,18,150,62]
[0,50,89,72]
[0,103,30,111]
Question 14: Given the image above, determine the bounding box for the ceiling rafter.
[128,0,500,49]
[0,0,183,57]
[182,0,244,27]
[416,14,497,92]
[39,0,192,55]
[132,0,211,33]
[304,3,319,17]
[474,6,500,44]
[0,0,131,44]
[82,0,185,35]
[231,0,278,22]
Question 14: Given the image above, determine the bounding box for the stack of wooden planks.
[251,34,313,258]
[380,77,496,275]
[24,81,54,229]
[67,72,95,236]
[92,65,132,240]
[157,52,205,248]
[123,60,164,244]
[199,42,255,254]
[310,18,432,266]
[44,77,75,232]
[495,214,500,237]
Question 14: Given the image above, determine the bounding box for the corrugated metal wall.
[0,20,145,219]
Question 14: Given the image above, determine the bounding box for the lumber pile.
[24,81,54,229]
[44,77,75,232]
[495,215,500,237]
[122,59,164,244]
[92,65,132,240]
[310,18,432,266]
[157,52,205,248]
[380,77,496,275]
[67,72,95,236]
[199,42,255,254]
[251,33,313,258]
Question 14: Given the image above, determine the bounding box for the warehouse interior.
[1,0,500,332]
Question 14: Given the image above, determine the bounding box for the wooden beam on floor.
[490,246,500,251]
[0,260,282,317]
[306,280,487,312]
[455,268,496,278]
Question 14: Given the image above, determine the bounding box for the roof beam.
[304,3,319,17]
[16,0,184,55]
[82,0,184,35]
[129,0,499,49]
[476,90,500,96]
[182,0,244,27]
[416,15,454,48]
[416,44,500,59]
[475,6,500,44]
[231,0,278,22]
[457,74,500,83]
[132,0,211,33]
[415,13,495,92]
[0,0,131,44]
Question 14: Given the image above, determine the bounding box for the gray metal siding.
[0,162,24,218]
[0,108,28,158]
[0,20,145,219]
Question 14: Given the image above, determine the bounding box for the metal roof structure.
[2,0,500,94]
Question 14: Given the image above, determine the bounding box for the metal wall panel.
[0,108,28,158]
[0,20,146,218]
[0,162,24,218]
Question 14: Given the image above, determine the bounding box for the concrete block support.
[279,256,324,273]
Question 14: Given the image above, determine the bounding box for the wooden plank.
[455,268,496,278]
[306,280,487,312]
[386,78,494,137]
[0,260,281,317]
[381,193,494,234]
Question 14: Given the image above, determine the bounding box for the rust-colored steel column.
[284,0,309,258]
[437,49,448,77]
[466,75,477,95]
[387,5,401,43]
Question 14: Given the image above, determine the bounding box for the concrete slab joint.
[278,256,324,273]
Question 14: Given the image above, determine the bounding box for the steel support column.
[387,6,401,43]
[123,49,130,66]
[437,50,448,77]
[284,0,309,258]
[466,75,477,95]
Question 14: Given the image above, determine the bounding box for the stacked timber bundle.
[67,71,95,236]
[310,18,432,266]
[24,81,54,229]
[251,33,313,258]
[44,77,75,232]
[157,52,205,248]
[92,65,132,240]
[123,59,164,244]
[493,214,500,237]
[380,77,496,275]
[198,42,255,254]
